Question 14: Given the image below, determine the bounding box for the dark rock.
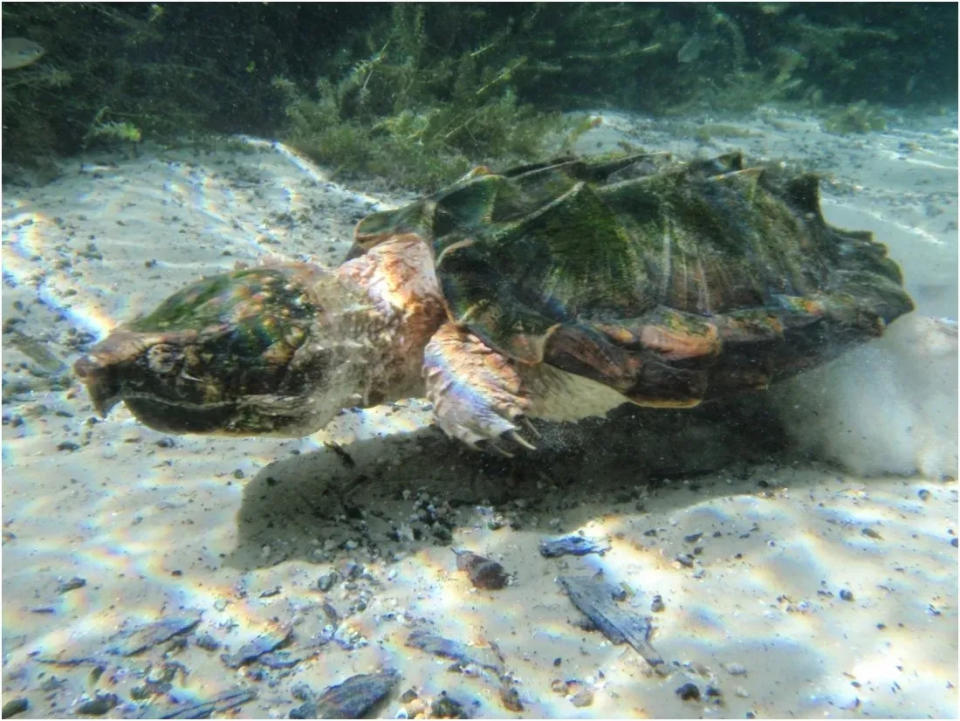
[145,688,257,718]
[221,628,291,668]
[57,577,86,593]
[500,685,523,712]
[291,682,314,702]
[430,693,465,719]
[75,693,118,715]
[539,535,610,558]
[453,549,508,590]
[557,575,663,668]
[650,594,665,613]
[289,701,317,719]
[106,612,202,656]
[675,682,701,701]
[316,572,339,592]
[406,630,503,673]
[839,589,854,601]
[1,698,29,718]
[194,633,220,651]
[313,669,399,718]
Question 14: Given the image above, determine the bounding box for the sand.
[2,106,957,719]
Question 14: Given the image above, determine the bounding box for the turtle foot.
[423,323,535,454]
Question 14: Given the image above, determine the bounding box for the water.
[2,5,957,719]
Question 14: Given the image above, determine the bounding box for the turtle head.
[73,263,378,437]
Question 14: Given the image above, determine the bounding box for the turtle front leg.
[423,323,536,454]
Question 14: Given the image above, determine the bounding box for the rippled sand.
[3,109,956,718]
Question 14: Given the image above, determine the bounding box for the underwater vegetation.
[2,3,956,186]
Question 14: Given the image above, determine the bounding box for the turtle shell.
[355,152,913,405]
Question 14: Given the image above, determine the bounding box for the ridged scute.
[357,153,913,404]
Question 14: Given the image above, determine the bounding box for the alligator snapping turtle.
[74,153,913,452]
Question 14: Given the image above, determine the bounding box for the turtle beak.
[73,352,123,417]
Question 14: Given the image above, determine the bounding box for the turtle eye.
[146,343,182,375]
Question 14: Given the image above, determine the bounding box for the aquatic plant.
[0,3,954,176]
[275,4,574,190]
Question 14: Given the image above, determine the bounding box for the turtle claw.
[505,428,537,451]
[424,323,535,453]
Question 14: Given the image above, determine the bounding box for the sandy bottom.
[2,107,957,719]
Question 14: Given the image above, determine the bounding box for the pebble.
[314,669,400,718]
[430,693,466,719]
[195,633,220,651]
[675,682,700,701]
[500,685,524,711]
[722,661,747,676]
[650,594,665,612]
[75,693,118,715]
[220,628,291,668]
[1,698,28,718]
[57,577,86,593]
[106,612,202,656]
[539,535,610,558]
[839,589,854,601]
[570,688,594,707]
[453,549,508,590]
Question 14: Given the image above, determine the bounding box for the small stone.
[839,589,854,601]
[430,693,465,719]
[56,441,80,452]
[722,662,747,676]
[317,572,340,592]
[1,698,29,718]
[57,577,86,593]
[918,488,931,501]
[453,549,508,590]
[75,693,119,715]
[195,633,220,651]
[676,682,700,701]
[291,682,314,702]
[650,594,665,612]
[861,527,882,539]
[570,688,594,707]
[683,532,703,543]
[500,685,524,711]
[289,701,317,719]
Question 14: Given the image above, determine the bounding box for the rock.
[313,670,399,718]
[56,577,86,593]
[75,693,118,715]
[557,575,663,668]
[539,534,610,558]
[453,549,509,590]
[406,630,503,673]
[221,628,291,668]
[1,698,29,718]
[141,688,257,718]
[106,612,202,656]
[675,682,700,701]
